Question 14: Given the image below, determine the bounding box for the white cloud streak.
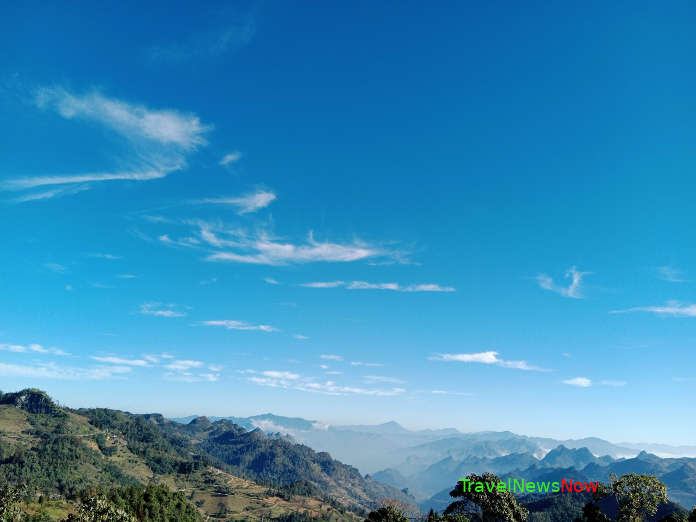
[35,87,208,149]
[247,370,405,397]
[0,343,68,356]
[610,301,696,317]
[536,266,590,299]
[199,190,276,214]
[219,151,242,165]
[200,320,277,332]
[431,390,474,396]
[562,377,592,387]
[139,303,187,317]
[363,375,405,384]
[0,361,132,380]
[165,360,204,371]
[430,351,547,371]
[3,88,210,200]
[302,281,345,288]
[91,356,150,367]
[154,221,407,266]
[303,281,455,292]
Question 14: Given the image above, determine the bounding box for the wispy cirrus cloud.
[562,377,592,387]
[198,190,276,214]
[92,353,221,383]
[139,303,187,318]
[536,266,590,299]
[154,220,405,266]
[364,375,405,384]
[166,372,220,383]
[657,265,688,283]
[44,262,67,273]
[3,87,210,201]
[262,370,300,380]
[91,356,150,367]
[430,351,547,371]
[163,360,221,382]
[297,382,405,397]
[302,281,455,292]
[431,390,474,396]
[34,87,209,150]
[610,301,696,317]
[561,378,623,388]
[320,354,343,361]
[165,359,204,371]
[0,343,68,356]
[248,370,300,388]
[200,320,278,332]
[207,234,385,265]
[303,281,345,288]
[219,151,242,165]
[246,369,405,397]
[13,184,90,202]
[350,361,383,367]
[29,348,220,383]
[0,361,132,380]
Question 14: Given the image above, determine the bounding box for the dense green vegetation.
[77,409,197,475]
[0,390,64,416]
[103,485,202,521]
[0,483,202,522]
[0,418,137,496]
[0,389,396,520]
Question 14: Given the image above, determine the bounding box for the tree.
[63,496,135,522]
[444,473,527,522]
[365,505,409,522]
[0,484,23,522]
[574,502,612,522]
[610,473,667,522]
[427,510,472,522]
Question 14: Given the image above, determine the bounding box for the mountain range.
[171,414,696,473]
[171,412,696,510]
[0,389,413,520]
[1,389,694,521]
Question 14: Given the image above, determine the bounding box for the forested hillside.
[0,388,409,520]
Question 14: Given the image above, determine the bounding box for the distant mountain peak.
[636,450,661,461]
[381,420,402,426]
[189,416,212,428]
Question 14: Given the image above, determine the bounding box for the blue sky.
[1,1,695,445]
